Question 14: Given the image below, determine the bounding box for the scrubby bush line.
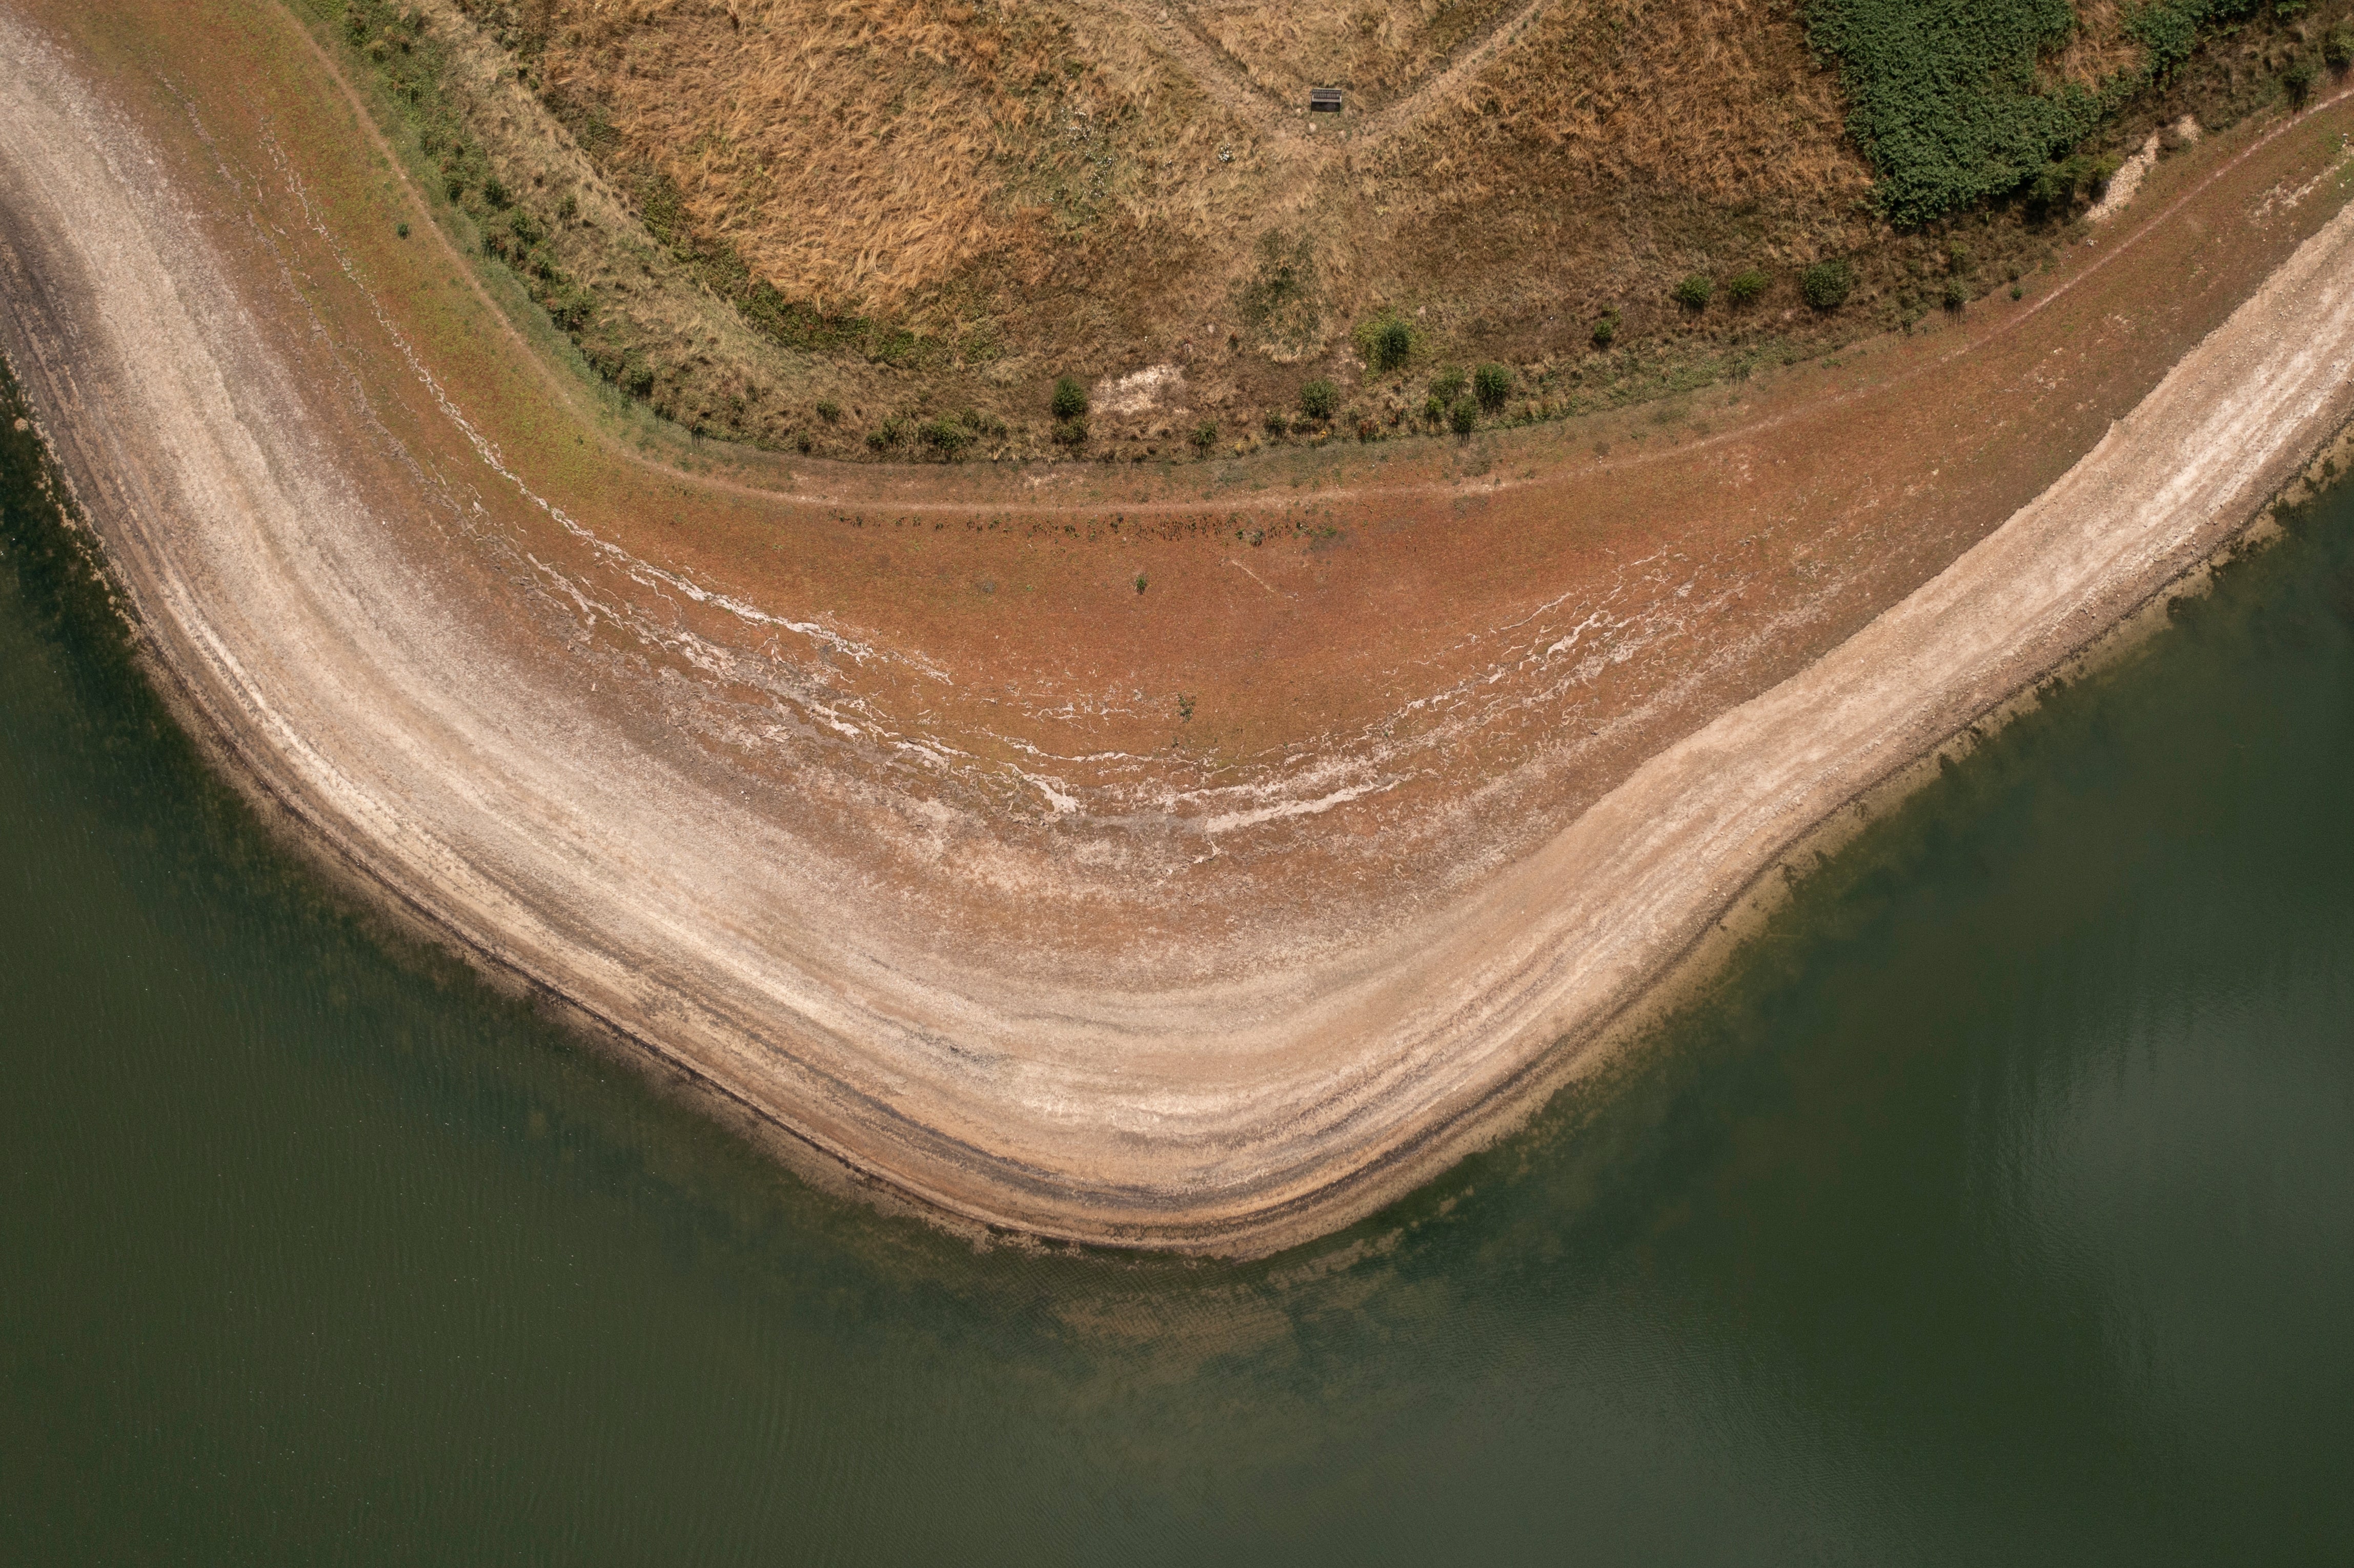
[302,0,999,457]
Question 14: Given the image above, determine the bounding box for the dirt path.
[1058,0,1558,260]
[1085,0,1555,146]
[6,1,2354,1255]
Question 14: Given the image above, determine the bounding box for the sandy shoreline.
[5,4,2353,1255]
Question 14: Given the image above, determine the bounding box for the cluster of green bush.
[1406,363,1512,435]
[2123,0,2260,74]
[1671,269,1768,311]
[1657,260,1853,318]
[1808,0,2116,226]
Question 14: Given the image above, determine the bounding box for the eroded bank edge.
[0,327,1003,1243]
[1479,409,2354,1192]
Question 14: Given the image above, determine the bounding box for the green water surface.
[2,373,2350,1564]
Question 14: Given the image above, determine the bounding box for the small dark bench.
[1309,88,1344,113]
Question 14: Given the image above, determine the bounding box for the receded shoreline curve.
[4,3,2352,1255]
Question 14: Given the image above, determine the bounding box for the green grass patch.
[1807,0,2256,227]
[1809,0,2108,226]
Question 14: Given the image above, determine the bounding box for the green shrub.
[1050,375,1089,419]
[1801,259,1855,311]
[1946,242,1974,276]
[1472,362,1512,411]
[395,220,410,238]
[1449,398,1477,436]
[1264,408,1290,437]
[917,418,969,456]
[1672,274,1714,311]
[1429,364,1468,401]
[1590,312,1619,348]
[2284,55,2319,100]
[1134,575,1149,594]
[2127,0,2265,80]
[443,172,465,201]
[545,288,591,331]
[1724,269,1769,306]
[814,399,840,422]
[482,176,512,210]
[1191,421,1219,452]
[1942,276,1969,311]
[2026,157,2081,211]
[1423,392,1446,424]
[1365,316,1414,372]
[2326,27,2353,68]
[1052,418,1089,446]
[1299,379,1339,421]
[2029,150,2127,212]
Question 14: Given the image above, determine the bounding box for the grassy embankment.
[305,0,2351,469]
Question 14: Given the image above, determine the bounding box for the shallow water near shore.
[4,373,2352,1563]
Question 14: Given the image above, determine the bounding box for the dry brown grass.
[1395,0,1867,209]
[481,0,1885,450]
[537,0,1258,319]
[530,0,1861,345]
[1173,0,1528,108]
[2042,0,2148,92]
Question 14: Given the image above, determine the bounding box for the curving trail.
[5,1,2354,1254]
[1077,0,1557,145]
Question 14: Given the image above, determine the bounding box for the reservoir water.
[3,375,2351,1564]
